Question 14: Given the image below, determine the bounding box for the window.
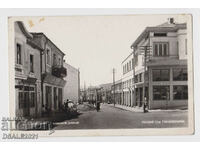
[173,85,188,100]
[139,73,142,82]
[16,43,22,64]
[46,49,51,65]
[58,58,61,66]
[152,69,170,81]
[129,61,131,70]
[153,43,169,56]
[24,92,29,108]
[135,75,138,83]
[154,44,158,56]
[30,92,35,107]
[53,53,57,66]
[30,54,34,73]
[132,58,134,68]
[154,33,167,37]
[173,68,187,81]
[163,44,168,56]
[18,92,24,109]
[124,65,126,74]
[159,44,162,56]
[135,54,138,66]
[153,86,170,100]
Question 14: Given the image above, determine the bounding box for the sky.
[12,15,189,88]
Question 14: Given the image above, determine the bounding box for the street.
[54,104,188,130]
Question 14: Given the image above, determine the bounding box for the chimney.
[168,18,175,24]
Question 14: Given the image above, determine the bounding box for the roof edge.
[31,32,65,56]
[16,21,33,39]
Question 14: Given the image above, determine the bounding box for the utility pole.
[112,68,116,107]
[139,45,151,113]
[78,68,80,104]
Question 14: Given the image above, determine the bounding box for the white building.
[63,62,80,104]
[121,18,188,109]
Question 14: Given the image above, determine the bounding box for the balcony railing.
[52,65,67,78]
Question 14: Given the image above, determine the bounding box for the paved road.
[54,104,188,130]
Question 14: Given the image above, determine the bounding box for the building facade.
[31,33,67,113]
[99,83,112,104]
[111,79,122,105]
[15,21,43,118]
[14,21,67,118]
[63,62,80,104]
[121,18,188,109]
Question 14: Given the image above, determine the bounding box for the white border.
[0,8,200,141]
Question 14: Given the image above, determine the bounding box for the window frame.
[30,54,34,73]
[46,48,51,66]
[173,85,188,100]
[16,43,22,65]
[153,86,170,101]
[153,42,169,57]
[53,53,57,66]
[152,69,170,81]
[173,68,188,81]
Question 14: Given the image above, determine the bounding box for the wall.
[15,22,42,117]
[63,63,79,104]
[177,29,187,60]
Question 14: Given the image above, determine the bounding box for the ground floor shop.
[148,65,188,109]
[15,77,41,118]
[42,73,66,114]
[115,65,188,110]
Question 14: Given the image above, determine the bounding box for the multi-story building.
[111,79,122,105]
[86,86,102,104]
[15,21,43,117]
[122,18,188,109]
[31,33,67,113]
[63,62,80,104]
[121,53,135,107]
[14,21,67,117]
[99,83,112,104]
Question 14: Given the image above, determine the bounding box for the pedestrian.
[96,101,100,112]
[143,97,148,113]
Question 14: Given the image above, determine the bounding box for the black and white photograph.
[7,14,194,136]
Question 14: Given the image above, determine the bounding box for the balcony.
[144,51,184,67]
[52,65,67,78]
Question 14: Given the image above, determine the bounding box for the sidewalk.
[105,104,143,112]
[105,103,187,113]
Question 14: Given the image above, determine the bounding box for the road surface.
[54,104,188,130]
